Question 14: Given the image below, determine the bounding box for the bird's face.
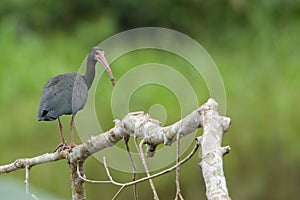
[94,48,115,87]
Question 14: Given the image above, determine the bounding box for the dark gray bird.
[38,47,115,150]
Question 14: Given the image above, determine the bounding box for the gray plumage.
[38,73,88,121]
[37,47,114,149]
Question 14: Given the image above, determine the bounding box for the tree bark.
[0,98,232,200]
[70,161,86,200]
[198,99,231,200]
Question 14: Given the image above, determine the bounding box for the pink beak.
[96,50,115,87]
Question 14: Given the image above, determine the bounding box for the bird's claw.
[53,142,70,153]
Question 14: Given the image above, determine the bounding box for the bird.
[38,47,115,151]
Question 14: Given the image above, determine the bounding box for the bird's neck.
[84,59,96,89]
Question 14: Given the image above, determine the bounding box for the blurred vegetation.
[0,0,300,199]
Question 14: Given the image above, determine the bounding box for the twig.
[103,158,117,182]
[124,137,138,200]
[76,142,199,187]
[138,139,159,200]
[76,164,111,184]
[175,131,184,200]
[24,165,39,200]
[25,165,30,194]
[107,143,199,185]
[112,185,126,200]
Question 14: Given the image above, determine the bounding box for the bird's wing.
[38,73,88,120]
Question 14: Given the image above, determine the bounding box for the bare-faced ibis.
[38,47,114,150]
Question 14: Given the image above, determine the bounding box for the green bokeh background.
[0,1,300,199]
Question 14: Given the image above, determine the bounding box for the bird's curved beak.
[95,50,115,87]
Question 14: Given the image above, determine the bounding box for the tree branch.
[0,152,67,174]
[0,98,231,200]
[98,142,199,187]
[198,99,231,200]
[0,98,204,174]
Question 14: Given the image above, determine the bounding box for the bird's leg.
[69,114,76,149]
[53,117,68,152]
[58,117,66,145]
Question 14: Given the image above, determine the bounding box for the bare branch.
[123,137,138,200]
[0,152,67,174]
[76,163,111,184]
[77,142,199,187]
[0,98,231,200]
[175,131,184,200]
[24,165,39,200]
[1,98,204,174]
[25,165,29,194]
[112,185,126,200]
[197,99,231,200]
[138,139,159,200]
[75,142,199,200]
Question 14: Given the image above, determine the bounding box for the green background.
[0,1,300,199]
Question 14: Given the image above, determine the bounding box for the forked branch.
[0,98,231,200]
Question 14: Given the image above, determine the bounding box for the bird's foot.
[53,142,69,153]
[67,143,76,153]
[53,142,76,153]
[64,144,76,153]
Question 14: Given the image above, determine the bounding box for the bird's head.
[91,47,115,87]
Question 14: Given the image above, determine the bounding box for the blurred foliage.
[0,0,300,200]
